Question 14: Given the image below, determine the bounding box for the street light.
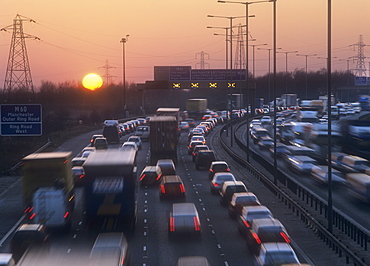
[218,0,273,162]
[257,47,282,103]
[207,26,230,69]
[208,15,246,147]
[277,50,298,107]
[120,34,129,117]
[250,43,267,78]
[296,53,317,99]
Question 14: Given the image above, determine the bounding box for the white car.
[120,141,138,151]
[260,116,271,125]
[128,136,142,150]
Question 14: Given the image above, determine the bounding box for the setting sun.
[82,73,103,91]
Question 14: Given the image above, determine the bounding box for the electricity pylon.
[350,35,367,77]
[195,51,210,69]
[1,14,38,99]
[99,59,116,86]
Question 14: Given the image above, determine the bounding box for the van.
[340,155,370,173]
[90,232,129,266]
[103,125,120,143]
[0,254,15,266]
[346,173,370,202]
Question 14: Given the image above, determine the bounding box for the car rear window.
[165,183,182,194]
[213,164,227,171]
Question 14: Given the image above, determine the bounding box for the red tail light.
[243,220,251,228]
[156,174,162,181]
[226,168,230,172]
[193,217,201,231]
[161,185,166,194]
[210,169,214,172]
[140,174,146,181]
[179,184,185,193]
[252,232,261,244]
[64,212,69,218]
[24,207,33,213]
[170,217,175,231]
[280,232,290,243]
[79,174,85,179]
[213,183,219,187]
[29,213,36,220]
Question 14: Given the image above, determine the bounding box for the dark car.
[219,181,248,206]
[195,150,216,170]
[169,203,201,238]
[255,242,300,266]
[139,165,162,186]
[156,159,176,176]
[94,137,108,150]
[237,206,273,237]
[257,136,274,150]
[192,145,209,162]
[160,175,186,199]
[72,166,86,186]
[210,172,236,195]
[251,128,269,144]
[208,161,230,180]
[184,118,196,128]
[134,126,150,141]
[246,218,291,255]
[228,192,261,218]
[11,224,48,262]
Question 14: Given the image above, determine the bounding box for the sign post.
[0,104,42,136]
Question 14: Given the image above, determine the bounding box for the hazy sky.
[1,0,370,88]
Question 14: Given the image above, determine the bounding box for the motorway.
[0,120,361,265]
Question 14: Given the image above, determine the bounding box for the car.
[210,172,236,195]
[120,141,138,151]
[310,165,347,186]
[334,155,370,173]
[260,116,272,125]
[10,224,48,262]
[128,136,142,150]
[208,161,230,180]
[184,118,196,128]
[287,155,317,174]
[192,144,209,161]
[139,165,162,186]
[72,157,86,167]
[228,192,261,218]
[160,175,186,199]
[237,206,273,237]
[0,253,15,266]
[72,166,86,186]
[196,125,209,135]
[156,159,176,175]
[89,232,129,266]
[251,128,269,144]
[246,218,291,255]
[282,145,315,162]
[94,137,108,150]
[176,256,210,266]
[188,141,204,155]
[134,126,150,141]
[179,121,190,132]
[269,143,289,158]
[257,136,274,150]
[255,242,300,266]
[188,131,204,142]
[90,134,104,147]
[103,119,119,127]
[195,150,216,170]
[219,181,248,206]
[190,135,206,144]
[81,147,96,154]
[201,114,212,120]
[81,150,93,158]
[169,203,201,238]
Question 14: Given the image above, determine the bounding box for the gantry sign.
[154,66,246,89]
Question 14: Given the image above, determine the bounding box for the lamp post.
[250,43,267,78]
[277,50,298,107]
[120,34,129,117]
[208,15,245,147]
[207,26,230,70]
[296,53,317,99]
[257,47,282,103]
[218,0,272,161]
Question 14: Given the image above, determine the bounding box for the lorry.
[186,99,207,119]
[150,116,179,164]
[83,150,137,230]
[21,152,75,231]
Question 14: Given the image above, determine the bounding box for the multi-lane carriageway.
[0,121,358,265]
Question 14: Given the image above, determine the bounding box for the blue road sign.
[1,104,42,136]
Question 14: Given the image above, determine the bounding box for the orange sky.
[1,0,370,88]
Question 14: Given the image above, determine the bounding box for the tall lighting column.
[276,50,298,107]
[296,53,317,99]
[208,15,245,147]
[218,0,272,162]
[250,43,267,78]
[272,0,277,185]
[120,35,129,117]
